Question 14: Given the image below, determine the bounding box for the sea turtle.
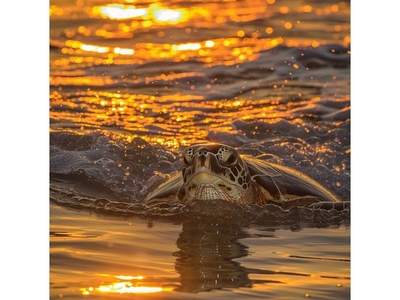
[144,143,347,210]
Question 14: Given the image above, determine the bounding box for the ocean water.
[50,0,350,298]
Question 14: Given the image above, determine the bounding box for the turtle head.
[178,144,253,204]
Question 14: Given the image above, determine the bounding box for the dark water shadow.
[172,219,282,292]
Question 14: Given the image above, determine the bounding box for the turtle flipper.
[244,156,342,204]
[143,172,183,204]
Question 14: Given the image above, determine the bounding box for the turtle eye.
[177,186,186,201]
[224,152,237,166]
[218,146,238,166]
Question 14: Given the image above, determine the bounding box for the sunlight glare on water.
[50,0,350,147]
[80,274,166,296]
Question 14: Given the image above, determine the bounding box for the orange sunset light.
[79,274,169,296]
[91,3,201,24]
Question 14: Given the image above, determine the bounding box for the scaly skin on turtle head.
[177,144,255,204]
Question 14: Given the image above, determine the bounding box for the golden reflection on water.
[51,36,268,66]
[92,3,195,24]
[50,0,350,147]
[50,202,350,298]
[79,274,167,296]
[50,0,350,67]
[50,83,348,149]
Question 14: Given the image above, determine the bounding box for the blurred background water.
[50,0,350,298]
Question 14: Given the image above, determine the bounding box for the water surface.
[50,204,350,299]
[50,0,350,298]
